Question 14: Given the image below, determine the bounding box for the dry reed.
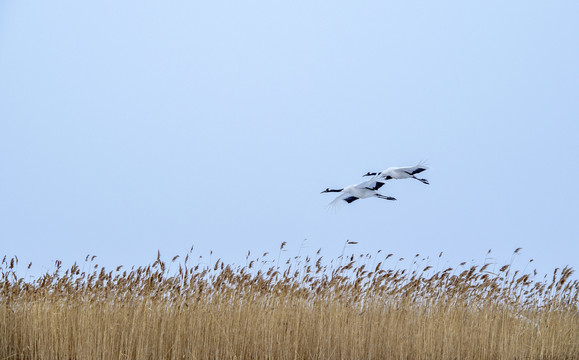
[1,246,578,360]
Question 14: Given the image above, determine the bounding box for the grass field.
[1,244,578,359]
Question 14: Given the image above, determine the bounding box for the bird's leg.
[377,194,396,201]
[413,176,429,185]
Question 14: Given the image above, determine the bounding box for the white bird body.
[365,163,429,184]
[321,179,396,207]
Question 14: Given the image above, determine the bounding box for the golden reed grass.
[1,245,578,360]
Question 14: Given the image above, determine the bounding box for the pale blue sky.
[1,1,578,276]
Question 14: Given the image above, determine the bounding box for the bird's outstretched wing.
[406,167,427,175]
[344,196,359,203]
[329,193,359,208]
[359,179,385,191]
[371,181,385,190]
[393,162,429,176]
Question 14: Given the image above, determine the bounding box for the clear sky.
[1,1,578,276]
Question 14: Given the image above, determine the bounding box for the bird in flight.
[321,179,396,207]
[363,162,429,185]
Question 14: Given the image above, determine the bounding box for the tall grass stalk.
[1,249,578,359]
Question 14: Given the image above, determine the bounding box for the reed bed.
[1,244,578,360]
